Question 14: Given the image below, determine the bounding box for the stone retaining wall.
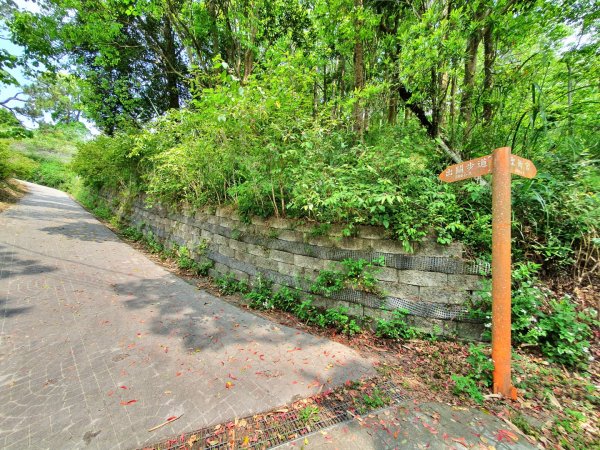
[116,196,486,339]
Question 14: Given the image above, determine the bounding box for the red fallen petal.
[167,416,177,421]
[176,372,182,376]
[120,386,128,389]
[228,373,238,380]
[259,355,265,360]
[120,400,137,405]
[496,429,518,442]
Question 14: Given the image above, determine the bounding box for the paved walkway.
[280,402,534,449]
[0,182,374,449]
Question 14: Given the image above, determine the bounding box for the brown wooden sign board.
[439,155,493,182]
[510,154,537,179]
[439,153,536,183]
[439,147,537,401]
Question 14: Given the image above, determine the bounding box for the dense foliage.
[469,262,597,368]
[0,118,86,188]
[1,2,598,360]
[2,0,597,276]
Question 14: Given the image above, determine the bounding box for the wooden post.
[491,147,517,400]
[439,147,536,400]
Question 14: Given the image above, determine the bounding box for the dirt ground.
[0,179,26,213]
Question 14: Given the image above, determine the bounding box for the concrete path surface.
[279,402,534,450]
[0,182,374,449]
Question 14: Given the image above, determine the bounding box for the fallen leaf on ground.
[496,429,519,442]
[452,436,468,447]
[187,434,198,446]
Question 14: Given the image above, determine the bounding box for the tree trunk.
[323,64,328,103]
[434,0,452,135]
[242,7,256,84]
[353,0,366,139]
[207,0,220,59]
[566,60,573,134]
[449,74,457,144]
[387,89,398,125]
[242,44,254,83]
[163,15,180,109]
[431,67,450,138]
[482,22,495,123]
[460,30,482,128]
[387,63,399,125]
[313,77,319,118]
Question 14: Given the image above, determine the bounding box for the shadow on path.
[0,298,32,318]
[0,245,57,280]
[40,221,120,244]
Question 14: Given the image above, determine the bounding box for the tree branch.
[0,92,27,106]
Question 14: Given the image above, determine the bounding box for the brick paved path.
[0,182,373,449]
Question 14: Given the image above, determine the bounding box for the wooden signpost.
[439,147,536,400]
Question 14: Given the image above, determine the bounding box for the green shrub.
[72,132,140,191]
[451,375,485,404]
[0,109,32,139]
[358,387,390,413]
[0,142,39,181]
[310,269,345,297]
[311,312,328,328]
[294,299,316,322]
[176,246,195,270]
[272,287,301,312]
[122,226,144,242]
[28,157,74,189]
[450,345,494,404]
[172,245,213,275]
[375,309,419,340]
[311,258,384,297]
[245,275,274,309]
[144,231,164,254]
[215,273,249,295]
[298,405,320,425]
[465,344,494,387]
[536,298,594,369]
[341,257,384,294]
[469,263,594,368]
[0,141,11,180]
[323,307,362,336]
[195,261,214,276]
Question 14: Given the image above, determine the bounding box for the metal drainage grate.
[148,380,405,450]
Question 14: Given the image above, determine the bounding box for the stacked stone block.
[121,198,487,339]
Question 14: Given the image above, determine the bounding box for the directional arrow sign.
[438,147,537,401]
